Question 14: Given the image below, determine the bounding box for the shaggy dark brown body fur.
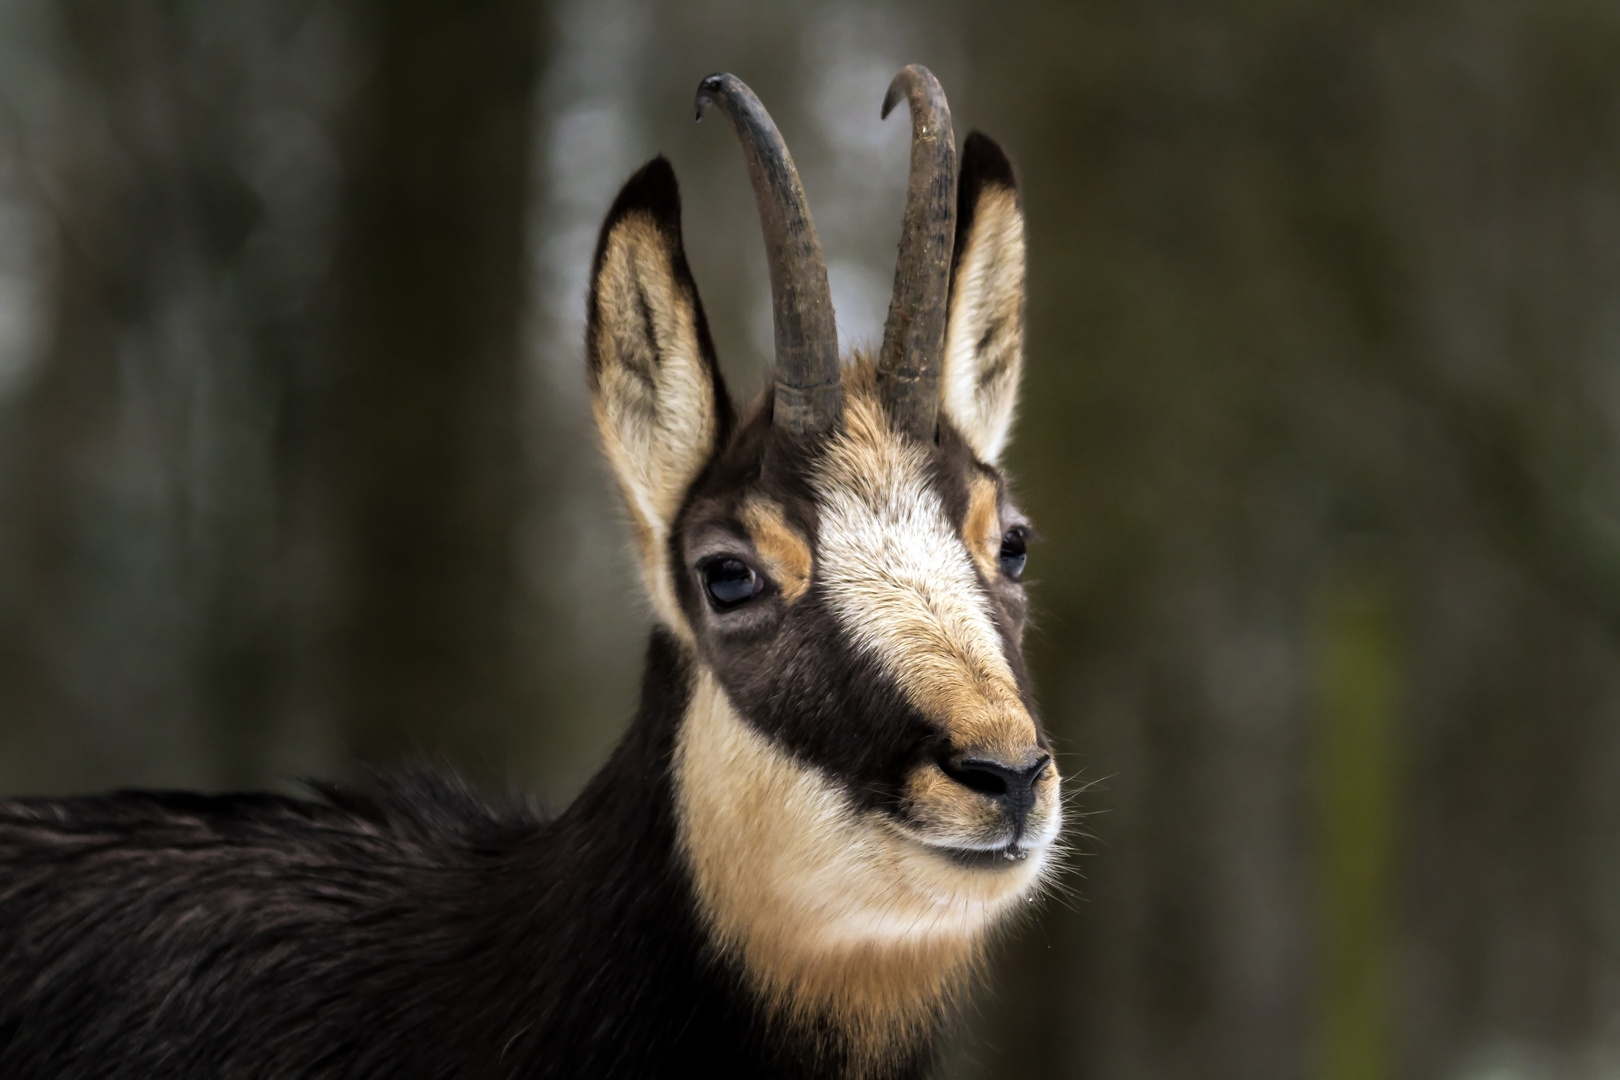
[0,634,935,1080]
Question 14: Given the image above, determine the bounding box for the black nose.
[941,753,1050,831]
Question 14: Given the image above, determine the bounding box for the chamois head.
[586,67,1055,1059]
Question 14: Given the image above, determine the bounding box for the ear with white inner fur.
[587,157,731,630]
[941,132,1026,466]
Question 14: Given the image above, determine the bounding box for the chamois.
[0,67,1057,1080]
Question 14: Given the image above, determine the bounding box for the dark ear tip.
[605,156,682,233]
[961,131,1017,192]
[951,133,1020,279]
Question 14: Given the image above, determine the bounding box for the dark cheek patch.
[702,595,940,813]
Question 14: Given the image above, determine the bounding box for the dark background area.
[2,2,1618,1077]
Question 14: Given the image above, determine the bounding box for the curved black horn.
[695,74,840,436]
[877,64,957,441]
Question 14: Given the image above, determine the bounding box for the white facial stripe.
[813,398,1034,753]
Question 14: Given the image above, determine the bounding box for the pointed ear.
[942,133,1026,466]
[588,157,730,626]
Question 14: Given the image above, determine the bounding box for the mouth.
[886,808,1053,872]
[933,842,1034,871]
[884,793,1058,873]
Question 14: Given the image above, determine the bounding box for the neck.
[549,628,965,1079]
[668,645,987,1074]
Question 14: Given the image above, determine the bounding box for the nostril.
[940,754,1049,803]
[941,759,1010,797]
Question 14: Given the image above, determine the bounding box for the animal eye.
[998,529,1028,580]
[702,558,762,610]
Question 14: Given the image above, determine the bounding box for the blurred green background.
[2,2,1619,1077]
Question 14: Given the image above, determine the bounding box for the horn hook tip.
[694,73,728,122]
[696,70,842,436]
[877,64,955,439]
[881,81,903,121]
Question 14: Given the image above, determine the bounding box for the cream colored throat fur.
[674,667,1049,1065]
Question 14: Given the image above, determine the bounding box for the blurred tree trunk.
[954,5,1620,1080]
[1313,572,1399,1080]
[334,1,541,777]
[0,1,296,792]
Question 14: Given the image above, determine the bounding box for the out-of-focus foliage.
[1,2,1618,1078]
